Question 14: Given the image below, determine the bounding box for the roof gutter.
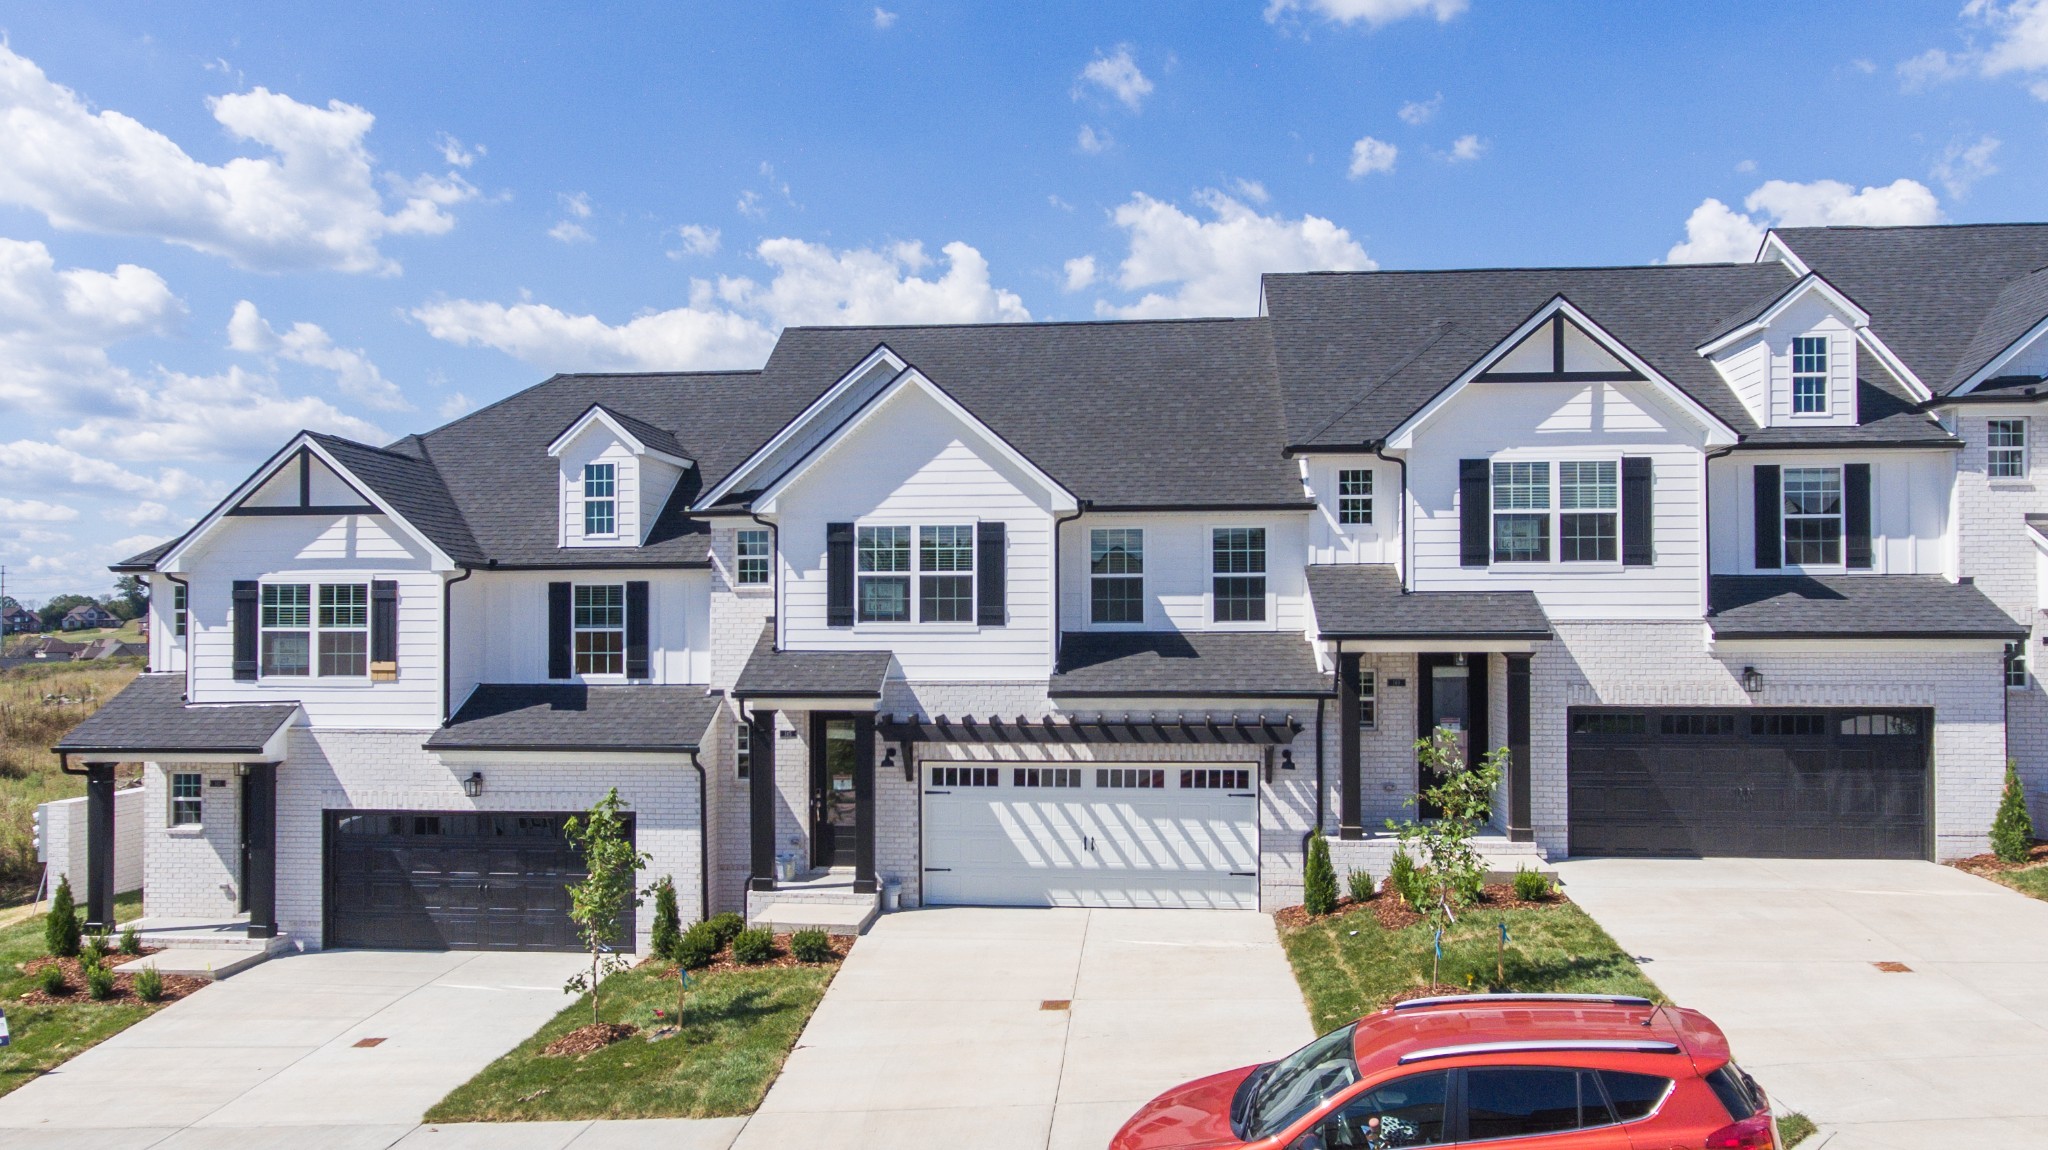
[1050,500,1090,664]
[1370,440,1410,591]
[442,567,474,723]
[689,748,710,921]
[750,510,781,649]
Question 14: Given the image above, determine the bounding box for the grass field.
[0,660,143,904]
[0,891,148,1098]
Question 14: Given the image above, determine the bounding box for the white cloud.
[1265,0,1467,28]
[1447,134,1486,162]
[1902,3,2048,98]
[736,190,766,219]
[1898,47,1967,91]
[1397,93,1442,125]
[1232,178,1271,204]
[413,236,1028,372]
[549,192,593,242]
[116,501,169,526]
[548,220,592,244]
[1091,189,1373,319]
[436,133,483,168]
[1078,125,1113,154]
[873,7,898,28]
[1078,46,1153,111]
[1048,194,1076,212]
[0,498,78,522]
[559,191,592,219]
[0,43,475,273]
[1735,159,1757,173]
[1665,177,1942,264]
[1851,58,1877,74]
[1063,255,1098,292]
[669,224,721,258]
[437,393,473,420]
[56,364,387,461]
[0,439,203,500]
[1349,136,1398,177]
[1933,134,2001,198]
[0,236,183,409]
[227,299,410,410]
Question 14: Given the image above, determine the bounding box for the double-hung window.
[1989,419,2028,479]
[2008,644,2029,690]
[1090,528,1144,624]
[1337,469,1373,525]
[1212,527,1267,622]
[261,582,371,677]
[855,525,976,624]
[317,584,369,676]
[1782,466,1842,566]
[572,584,626,674]
[1558,460,1618,562]
[582,463,616,536]
[172,582,187,638]
[735,720,752,778]
[1791,336,1828,415]
[735,528,771,586]
[260,584,312,676]
[170,772,202,826]
[919,525,975,622]
[1358,670,1377,730]
[856,526,912,622]
[1492,461,1551,562]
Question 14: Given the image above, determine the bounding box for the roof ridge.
[780,315,1268,332]
[1269,262,1779,279]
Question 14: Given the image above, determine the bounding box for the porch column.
[748,709,778,891]
[85,762,115,930]
[852,712,877,894]
[1337,653,1365,839]
[243,762,278,938]
[1505,655,1533,842]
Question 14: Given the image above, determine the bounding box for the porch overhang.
[1307,564,1553,651]
[53,674,300,762]
[731,622,891,710]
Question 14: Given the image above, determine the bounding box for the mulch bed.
[543,1021,639,1057]
[1948,841,2048,876]
[656,931,853,976]
[1275,881,1567,934]
[17,951,207,1006]
[1387,983,1471,1004]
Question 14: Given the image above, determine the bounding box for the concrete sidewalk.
[1558,858,2048,1150]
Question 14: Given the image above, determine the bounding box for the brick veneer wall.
[141,763,242,919]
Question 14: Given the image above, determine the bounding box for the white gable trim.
[1757,230,1811,275]
[1951,312,2048,397]
[752,367,1078,515]
[1384,296,1739,449]
[1697,273,1930,401]
[156,434,456,573]
[546,404,693,468]
[697,342,907,508]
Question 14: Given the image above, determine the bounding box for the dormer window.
[1791,336,1828,414]
[583,463,616,537]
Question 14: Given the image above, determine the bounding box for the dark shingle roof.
[310,433,485,564]
[54,674,299,755]
[112,539,176,571]
[732,623,893,699]
[586,406,691,462]
[1772,224,2048,395]
[1731,382,1956,450]
[1706,575,2023,639]
[1049,631,1332,698]
[1307,565,1552,640]
[427,683,720,752]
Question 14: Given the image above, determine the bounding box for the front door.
[1416,654,1487,818]
[811,716,859,868]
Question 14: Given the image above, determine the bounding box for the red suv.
[1112,994,1780,1149]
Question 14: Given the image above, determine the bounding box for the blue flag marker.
[0,1008,10,1048]
[1433,929,1443,960]
[1500,920,1510,945]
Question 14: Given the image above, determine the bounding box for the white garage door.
[921,761,1259,909]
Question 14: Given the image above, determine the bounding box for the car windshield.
[1243,1024,1360,1139]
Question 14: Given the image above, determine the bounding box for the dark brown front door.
[812,716,860,868]
[1416,653,1489,819]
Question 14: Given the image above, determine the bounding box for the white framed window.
[856,523,976,625]
[1791,336,1828,415]
[172,582,187,638]
[1359,669,1377,730]
[260,583,311,676]
[2008,646,2029,690]
[1782,466,1843,567]
[1337,469,1373,525]
[736,529,771,586]
[169,772,202,826]
[582,463,617,536]
[1090,528,1144,624]
[572,584,626,675]
[856,525,911,622]
[1989,419,2028,480]
[1492,461,1551,563]
[317,584,369,677]
[1211,527,1267,623]
[261,582,370,678]
[1557,460,1618,563]
[919,525,975,623]
[735,719,752,778]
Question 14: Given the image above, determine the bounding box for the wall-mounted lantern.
[1740,666,1764,696]
[462,771,484,798]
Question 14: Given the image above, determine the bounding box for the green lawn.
[0,892,149,1098]
[1279,897,1663,1035]
[1988,864,2048,902]
[426,958,835,1122]
[1779,1112,1818,1146]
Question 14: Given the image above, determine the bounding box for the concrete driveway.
[735,906,1315,1150]
[1558,858,2048,1150]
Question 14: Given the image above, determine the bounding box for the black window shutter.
[370,580,398,667]
[547,582,573,679]
[232,580,259,681]
[977,521,1007,627]
[1621,456,1654,567]
[1459,459,1490,567]
[1844,463,1873,569]
[1753,465,1781,570]
[625,580,650,678]
[826,522,855,628]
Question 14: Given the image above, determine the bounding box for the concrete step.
[125,918,295,954]
[746,899,879,937]
[114,947,270,980]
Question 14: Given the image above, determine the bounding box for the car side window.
[1463,1067,1609,1140]
[1599,1070,1673,1121]
[1290,1071,1450,1149]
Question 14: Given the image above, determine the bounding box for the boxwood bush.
[731,927,774,965]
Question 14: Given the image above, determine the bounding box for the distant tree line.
[3,576,150,629]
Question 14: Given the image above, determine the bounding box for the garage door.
[325,810,635,950]
[1569,708,1929,859]
[921,762,1259,908]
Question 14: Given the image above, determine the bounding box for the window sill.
[167,824,206,837]
[1487,562,1625,574]
[853,622,981,635]
[1988,480,2034,490]
[256,677,376,689]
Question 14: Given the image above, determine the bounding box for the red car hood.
[1112,1065,1260,1150]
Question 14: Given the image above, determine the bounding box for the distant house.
[0,604,40,635]
[60,604,120,631]
[77,636,146,661]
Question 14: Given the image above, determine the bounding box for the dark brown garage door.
[325,810,635,950]
[1568,708,1930,859]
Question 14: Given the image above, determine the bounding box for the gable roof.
[547,404,693,465]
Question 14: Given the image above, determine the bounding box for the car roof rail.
[1396,1039,1682,1065]
[1391,993,1655,1011]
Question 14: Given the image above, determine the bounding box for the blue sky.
[2,0,2046,602]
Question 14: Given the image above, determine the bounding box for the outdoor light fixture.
[1740,666,1764,696]
[1280,747,1295,770]
[462,771,484,797]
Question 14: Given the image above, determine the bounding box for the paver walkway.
[1559,857,2048,1150]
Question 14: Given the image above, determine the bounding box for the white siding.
[639,457,685,545]
[449,569,712,696]
[1707,450,1953,575]
[557,432,641,548]
[1763,295,1858,428]
[1711,337,1770,428]
[1303,456,1399,568]
[1057,512,1311,633]
[145,572,187,674]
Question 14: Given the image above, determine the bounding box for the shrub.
[1345,868,1375,903]
[37,962,66,995]
[1991,760,2037,864]
[648,876,682,962]
[44,875,80,958]
[731,927,774,965]
[706,911,746,947]
[1302,831,1338,916]
[85,929,110,957]
[119,925,141,956]
[1512,866,1552,902]
[1389,849,1425,908]
[86,961,116,1001]
[674,922,719,970]
[790,928,833,963]
[133,964,165,1003]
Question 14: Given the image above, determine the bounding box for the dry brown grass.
[0,660,143,902]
